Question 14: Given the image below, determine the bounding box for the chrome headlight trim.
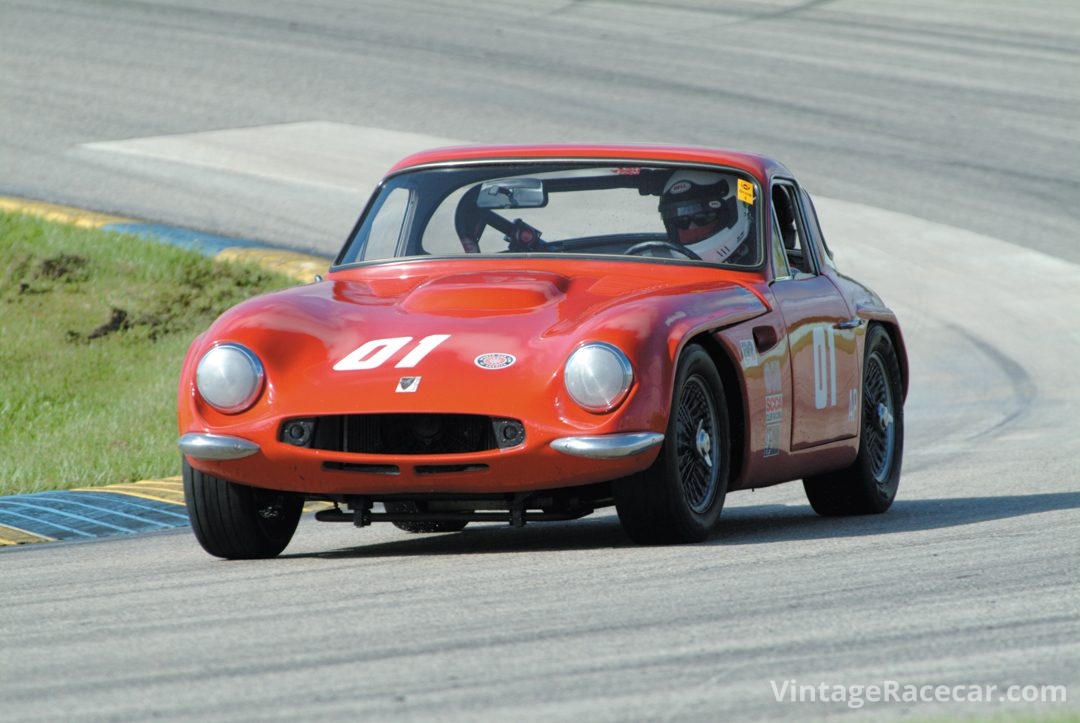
[195,343,265,414]
[563,342,634,413]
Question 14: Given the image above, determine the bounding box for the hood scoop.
[401,271,570,314]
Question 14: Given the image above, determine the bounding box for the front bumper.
[179,430,663,495]
[180,431,664,462]
[550,432,664,459]
[179,433,260,460]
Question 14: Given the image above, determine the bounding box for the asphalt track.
[1,1,1078,721]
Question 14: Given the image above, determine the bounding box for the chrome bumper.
[180,431,660,462]
[550,432,664,459]
[179,433,260,460]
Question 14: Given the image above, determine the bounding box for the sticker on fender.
[765,393,783,424]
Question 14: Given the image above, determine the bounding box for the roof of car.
[388,144,788,180]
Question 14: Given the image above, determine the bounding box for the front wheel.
[183,459,304,559]
[615,344,730,544]
[803,324,904,515]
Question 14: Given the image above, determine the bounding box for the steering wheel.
[455,186,544,252]
[624,240,702,261]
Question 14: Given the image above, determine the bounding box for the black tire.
[803,325,904,515]
[385,501,469,533]
[183,458,303,559]
[615,344,730,544]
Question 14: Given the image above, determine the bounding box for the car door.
[769,180,861,450]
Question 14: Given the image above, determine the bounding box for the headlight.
[564,342,634,413]
[196,343,265,414]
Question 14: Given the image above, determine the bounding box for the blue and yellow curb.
[0,480,328,546]
[0,196,334,547]
[0,195,330,283]
[0,479,188,546]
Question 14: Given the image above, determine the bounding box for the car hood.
[195,259,767,418]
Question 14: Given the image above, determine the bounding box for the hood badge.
[396,377,421,393]
[475,353,516,370]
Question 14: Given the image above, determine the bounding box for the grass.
[0,211,297,495]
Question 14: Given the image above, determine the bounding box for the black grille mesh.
[301,413,503,455]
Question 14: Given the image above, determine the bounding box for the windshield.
[335,162,763,268]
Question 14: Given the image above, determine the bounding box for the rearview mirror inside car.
[476,178,547,209]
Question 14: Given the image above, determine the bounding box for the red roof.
[388,143,785,179]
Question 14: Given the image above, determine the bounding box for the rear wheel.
[803,325,904,515]
[615,344,730,544]
[183,459,303,559]
[385,501,469,533]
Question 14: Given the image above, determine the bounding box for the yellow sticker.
[738,178,755,205]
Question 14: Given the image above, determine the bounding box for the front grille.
[284,414,522,455]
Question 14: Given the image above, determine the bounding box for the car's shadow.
[284,491,1080,559]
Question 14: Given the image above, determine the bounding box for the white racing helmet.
[659,171,752,262]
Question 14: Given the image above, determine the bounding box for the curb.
[0,480,189,546]
[0,479,330,546]
[0,195,331,283]
[0,196,335,546]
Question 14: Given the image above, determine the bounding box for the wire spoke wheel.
[862,351,897,486]
[615,344,730,544]
[675,375,720,513]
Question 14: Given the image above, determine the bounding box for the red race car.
[178,144,907,559]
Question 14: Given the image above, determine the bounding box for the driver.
[658,171,752,263]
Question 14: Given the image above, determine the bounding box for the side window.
[799,188,837,270]
[770,213,791,279]
[771,183,815,275]
[358,187,410,261]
